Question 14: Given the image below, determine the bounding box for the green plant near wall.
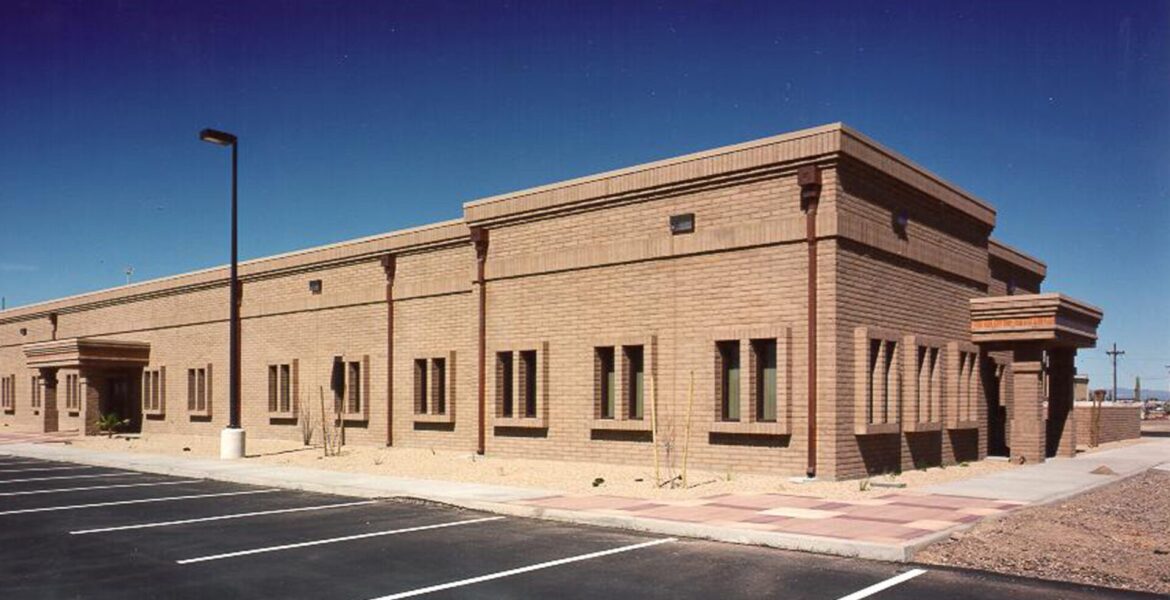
[96,413,129,438]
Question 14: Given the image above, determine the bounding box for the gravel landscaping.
[918,468,1170,595]
[64,432,1015,501]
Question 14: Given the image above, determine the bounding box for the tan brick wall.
[0,125,1058,482]
[1074,403,1141,445]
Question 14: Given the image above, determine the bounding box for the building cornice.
[0,219,469,324]
[463,123,997,228]
[989,238,1047,278]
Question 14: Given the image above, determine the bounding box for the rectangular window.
[718,341,740,421]
[752,339,777,422]
[595,347,615,419]
[520,350,537,418]
[187,367,209,413]
[142,368,165,414]
[1,375,15,412]
[414,358,429,414]
[31,376,41,409]
[957,351,976,422]
[431,357,446,415]
[865,339,900,425]
[497,352,514,417]
[914,346,941,423]
[63,374,79,411]
[624,345,644,420]
[266,362,295,416]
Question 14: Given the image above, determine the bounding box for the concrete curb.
[0,443,918,562]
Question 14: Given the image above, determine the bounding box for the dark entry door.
[106,376,142,433]
[983,359,1008,457]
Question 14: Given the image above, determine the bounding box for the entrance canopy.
[23,337,151,370]
[970,293,1102,351]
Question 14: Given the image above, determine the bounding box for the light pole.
[199,128,245,459]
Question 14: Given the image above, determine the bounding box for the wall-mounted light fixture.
[309,280,323,295]
[669,213,695,235]
[892,208,909,238]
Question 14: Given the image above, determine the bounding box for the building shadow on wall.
[857,433,901,475]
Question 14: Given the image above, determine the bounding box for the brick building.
[0,123,1104,479]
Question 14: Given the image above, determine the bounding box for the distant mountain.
[1110,388,1170,402]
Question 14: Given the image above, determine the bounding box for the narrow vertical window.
[280,364,291,413]
[268,366,278,412]
[414,359,429,414]
[432,357,446,415]
[151,371,160,411]
[497,352,513,417]
[520,350,537,418]
[883,340,898,423]
[752,339,777,422]
[867,339,881,424]
[188,369,197,411]
[624,345,644,420]
[718,341,740,421]
[197,368,207,412]
[348,361,361,414]
[596,347,615,419]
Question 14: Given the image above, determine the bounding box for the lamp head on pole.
[199,128,237,146]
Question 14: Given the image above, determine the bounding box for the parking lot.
[0,453,1152,600]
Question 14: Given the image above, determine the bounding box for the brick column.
[1008,346,1046,464]
[81,374,102,436]
[38,368,59,433]
[1047,348,1077,458]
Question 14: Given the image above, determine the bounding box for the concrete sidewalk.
[922,439,1170,503]
[4,438,1167,563]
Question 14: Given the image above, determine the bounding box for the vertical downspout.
[380,254,397,447]
[798,165,822,479]
[471,227,490,455]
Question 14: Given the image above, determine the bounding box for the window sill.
[268,411,297,421]
[590,418,650,432]
[142,409,165,418]
[188,409,212,419]
[946,420,979,431]
[904,422,943,433]
[337,412,368,423]
[414,412,455,425]
[854,422,901,435]
[67,411,80,417]
[709,421,789,436]
[494,415,548,429]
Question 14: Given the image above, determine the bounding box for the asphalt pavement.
[0,454,1156,600]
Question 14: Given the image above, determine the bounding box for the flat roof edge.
[989,238,1047,277]
[0,217,468,322]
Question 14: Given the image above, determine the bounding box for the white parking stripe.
[177,516,506,564]
[70,500,379,534]
[0,466,97,474]
[836,569,928,600]
[0,473,141,485]
[367,537,676,599]
[0,489,280,515]
[0,480,197,497]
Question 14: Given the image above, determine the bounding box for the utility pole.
[1106,343,1125,403]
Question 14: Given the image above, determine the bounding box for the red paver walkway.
[520,491,1025,545]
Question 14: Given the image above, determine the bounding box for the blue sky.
[1,1,1167,392]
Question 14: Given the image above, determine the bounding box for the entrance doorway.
[102,374,142,433]
[983,358,1008,457]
